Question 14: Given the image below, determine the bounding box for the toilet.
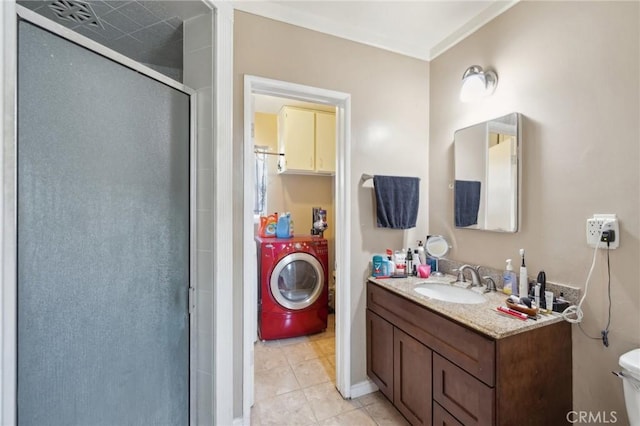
[619,348,640,426]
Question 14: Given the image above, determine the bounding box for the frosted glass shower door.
[17,21,190,425]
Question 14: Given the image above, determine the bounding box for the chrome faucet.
[458,264,482,288]
[483,276,497,292]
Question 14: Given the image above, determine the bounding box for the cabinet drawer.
[367,283,495,386]
[433,353,494,426]
[433,402,463,426]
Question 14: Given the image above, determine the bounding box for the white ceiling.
[232,0,518,61]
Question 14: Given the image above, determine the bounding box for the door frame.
[242,75,352,421]
[2,4,198,424]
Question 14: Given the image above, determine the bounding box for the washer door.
[270,252,324,310]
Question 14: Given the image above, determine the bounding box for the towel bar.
[254,150,284,156]
[361,173,373,182]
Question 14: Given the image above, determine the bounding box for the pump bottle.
[503,259,517,295]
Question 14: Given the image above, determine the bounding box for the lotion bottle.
[503,259,516,295]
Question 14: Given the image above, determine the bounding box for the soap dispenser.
[503,259,517,295]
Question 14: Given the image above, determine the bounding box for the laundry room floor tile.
[292,357,333,388]
[251,314,408,425]
[254,344,288,372]
[284,341,323,365]
[253,390,317,426]
[254,364,300,402]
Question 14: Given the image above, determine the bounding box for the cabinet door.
[394,328,432,425]
[314,111,335,174]
[279,107,315,172]
[366,309,394,401]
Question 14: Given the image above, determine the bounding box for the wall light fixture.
[460,65,497,102]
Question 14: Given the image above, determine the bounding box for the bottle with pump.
[519,249,528,298]
[503,259,517,295]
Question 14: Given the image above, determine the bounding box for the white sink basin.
[414,282,486,304]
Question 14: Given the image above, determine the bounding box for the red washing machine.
[256,235,329,341]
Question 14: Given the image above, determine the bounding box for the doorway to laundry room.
[242,75,352,421]
[252,92,337,401]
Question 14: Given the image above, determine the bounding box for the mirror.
[454,113,521,232]
[425,235,449,277]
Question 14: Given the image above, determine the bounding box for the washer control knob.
[294,243,302,250]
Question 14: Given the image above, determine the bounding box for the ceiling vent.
[48,0,103,29]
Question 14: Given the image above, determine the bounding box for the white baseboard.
[350,379,379,399]
[233,416,244,426]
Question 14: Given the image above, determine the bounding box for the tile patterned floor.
[251,315,409,426]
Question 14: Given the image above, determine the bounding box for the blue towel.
[373,175,420,229]
[454,180,481,227]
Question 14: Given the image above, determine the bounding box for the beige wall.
[429,1,639,418]
[234,10,430,407]
[254,112,336,272]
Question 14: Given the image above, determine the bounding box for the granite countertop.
[368,274,566,340]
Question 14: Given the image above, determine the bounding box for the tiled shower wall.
[183,11,214,426]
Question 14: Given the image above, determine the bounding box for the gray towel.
[454,180,481,227]
[373,175,420,229]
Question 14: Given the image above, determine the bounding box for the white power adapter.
[586,214,619,249]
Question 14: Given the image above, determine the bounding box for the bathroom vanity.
[366,276,572,426]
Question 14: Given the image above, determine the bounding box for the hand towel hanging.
[373,175,420,229]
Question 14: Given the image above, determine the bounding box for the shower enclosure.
[16,14,192,425]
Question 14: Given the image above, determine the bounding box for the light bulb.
[460,74,486,102]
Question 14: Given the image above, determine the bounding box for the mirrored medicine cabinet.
[453,112,521,233]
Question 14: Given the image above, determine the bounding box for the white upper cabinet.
[277,106,335,175]
[314,111,336,174]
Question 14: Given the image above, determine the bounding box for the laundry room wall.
[253,112,336,275]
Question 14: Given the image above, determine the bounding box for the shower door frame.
[3,4,198,424]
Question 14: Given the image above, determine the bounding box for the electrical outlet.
[586,214,620,249]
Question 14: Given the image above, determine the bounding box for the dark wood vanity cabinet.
[366,282,572,426]
[366,310,432,425]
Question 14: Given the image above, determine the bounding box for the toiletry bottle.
[406,249,414,276]
[503,259,517,295]
[372,255,384,277]
[416,241,426,265]
[537,271,546,309]
[386,249,395,275]
[394,250,406,276]
[413,249,420,274]
[427,256,437,273]
[519,249,528,298]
